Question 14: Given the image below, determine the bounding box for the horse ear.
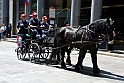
[109,17,112,21]
[106,17,110,23]
[106,17,111,20]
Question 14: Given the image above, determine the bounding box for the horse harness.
[71,25,108,45]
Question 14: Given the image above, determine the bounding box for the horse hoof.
[61,63,66,69]
[93,68,100,73]
[94,72,100,77]
[75,65,81,71]
[61,65,66,69]
[97,68,100,73]
[79,65,83,70]
[66,59,72,66]
[93,68,100,77]
[75,64,84,70]
[66,62,72,66]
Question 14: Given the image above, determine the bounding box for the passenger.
[40,16,53,38]
[29,12,41,39]
[17,14,29,41]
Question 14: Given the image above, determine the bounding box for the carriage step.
[72,41,90,44]
[72,41,82,44]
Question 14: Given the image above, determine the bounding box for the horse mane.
[88,19,107,33]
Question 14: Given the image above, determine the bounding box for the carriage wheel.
[40,46,52,59]
[28,43,40,63]
[22,44,27,60]
[17,47,22,60]
[40,38,53,59]
[17,46,26,60]
[22,41,31,61]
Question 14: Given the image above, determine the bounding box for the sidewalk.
[97,49,124,58]
[6,38,17,43]
[5,37,124,58]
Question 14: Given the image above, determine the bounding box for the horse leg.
[56,50,61,64]
[61,48,66,69]
[89,45,100,76]
[75,48,87,70]
[66,46,73,66]
[48,49,60,65]
[48,50,54,65]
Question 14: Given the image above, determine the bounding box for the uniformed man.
[29,12,41,39]
[40,16,53,38]
[17,14,29,40]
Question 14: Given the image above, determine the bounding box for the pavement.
[0,39,124,83]
[4,37,124,58]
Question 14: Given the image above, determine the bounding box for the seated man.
[40,16,53,38]
[29,12,41,39]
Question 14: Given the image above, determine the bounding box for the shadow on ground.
[19,58,124,82]
[51,65,124,82]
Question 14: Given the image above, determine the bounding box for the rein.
[88,29,109,42]
[52,44,69,50]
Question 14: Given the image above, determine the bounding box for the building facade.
[0,0,124,40]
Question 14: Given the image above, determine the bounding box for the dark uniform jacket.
[17,20,29,34]
[29,18,41,27]
[40,22,49,29]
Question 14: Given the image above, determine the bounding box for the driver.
[17,14,29,40]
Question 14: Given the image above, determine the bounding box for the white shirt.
[1,26,6,32]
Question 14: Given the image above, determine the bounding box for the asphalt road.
[0,41,124,83]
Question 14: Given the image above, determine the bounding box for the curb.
[97,51,124,58]
[6,40,17,43]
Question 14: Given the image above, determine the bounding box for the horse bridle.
[89,22,113,42]
[79,25,109,42]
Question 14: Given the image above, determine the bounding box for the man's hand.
[40,25,45,28]
[16,28,19,33]
[30,25,38,28]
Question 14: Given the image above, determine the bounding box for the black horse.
[52,18,114,76]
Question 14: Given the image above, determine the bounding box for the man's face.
[2,24,5,26]
[33,15,37,19]
[42,19,47,23]
[21,16,26,20]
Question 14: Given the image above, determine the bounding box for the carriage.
[28,32,54,63]
[15,18,114,76]
[15,27,55,63]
